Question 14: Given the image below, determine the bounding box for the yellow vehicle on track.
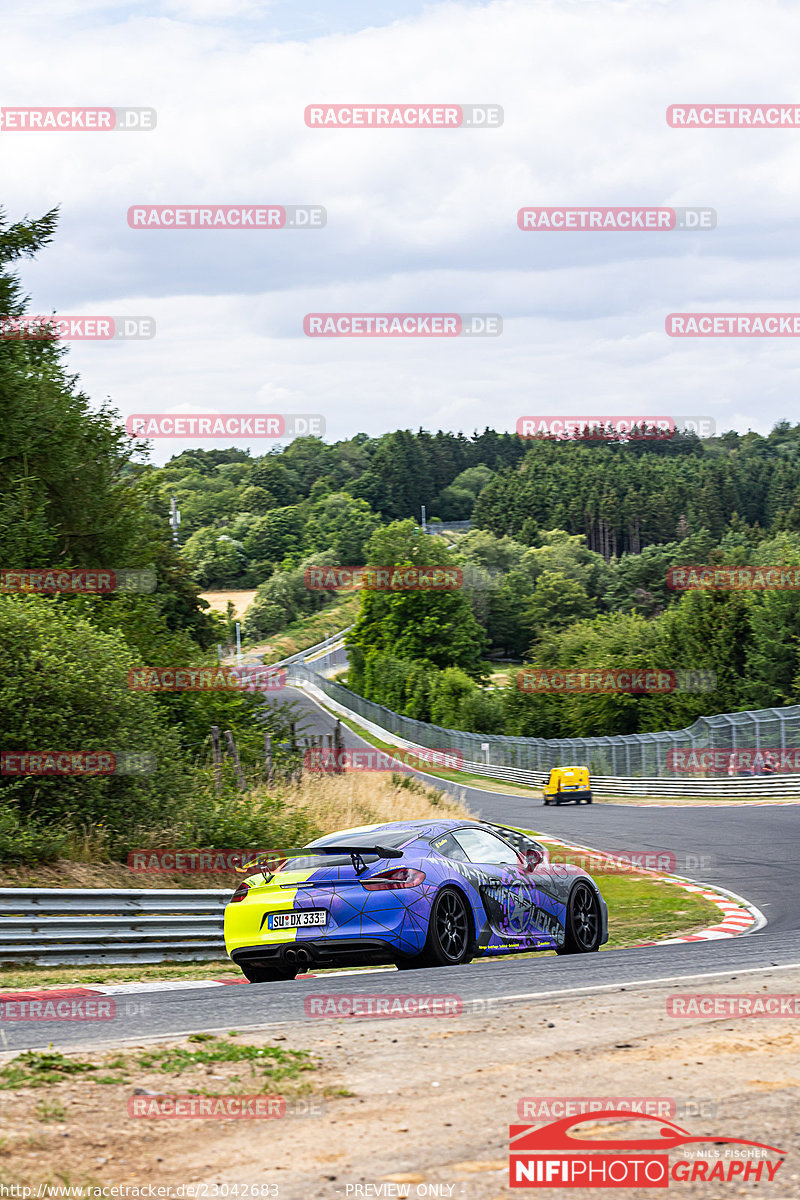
[542,766,592,805]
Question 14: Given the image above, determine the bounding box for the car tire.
[556,881,602,954]
[400,886,474,969]
[240,963,298,983]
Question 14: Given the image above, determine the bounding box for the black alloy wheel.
[556,881,601,954]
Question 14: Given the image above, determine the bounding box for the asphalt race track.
[6,684,800,1053]
[283,685,799,933]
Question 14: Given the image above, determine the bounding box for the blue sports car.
[224,819,609,981]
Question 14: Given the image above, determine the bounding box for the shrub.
[0,596,192,834]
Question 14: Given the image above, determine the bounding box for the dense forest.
[4,206,800,865]
[474,432,800,557]
[132,411,800,746]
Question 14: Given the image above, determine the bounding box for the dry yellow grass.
[199,589,258,619]
[281,769,476,834]
[0,774,475,892]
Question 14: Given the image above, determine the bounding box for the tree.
[457,530,528,575]
[524,571,596,637]
[0,207,215,645]
[0,212,156,568]
[249,455,299,502]
[347,521,488,683]
[429,668,478,727]
[242,506,304,563]
[182,529,247,588]
[305,492,379,564]
[239,485,276,514]
[486,570,538,656]
[434,464,495,520]
[0,596,190,829]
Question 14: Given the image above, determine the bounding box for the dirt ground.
[1,966,798,1198]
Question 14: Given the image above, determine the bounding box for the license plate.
[267,910,327,930]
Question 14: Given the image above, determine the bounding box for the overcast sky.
[3,0,800,464]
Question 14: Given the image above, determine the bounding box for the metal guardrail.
[0,889,231,966]
[303,666,800,780]
[269,626,353,670]
[290,644,800,797]
[453,758,800,797]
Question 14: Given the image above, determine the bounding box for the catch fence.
[288,645,800,781]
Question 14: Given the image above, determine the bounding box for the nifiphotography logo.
[509,1110,785,1188]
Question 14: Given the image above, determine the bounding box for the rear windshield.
[265,827,416,873]
[311,828,416,849]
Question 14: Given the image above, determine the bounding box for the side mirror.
[519,847,544,874]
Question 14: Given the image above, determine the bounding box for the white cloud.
[3,0,800,462]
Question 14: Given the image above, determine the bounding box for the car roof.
[312,818,479,845]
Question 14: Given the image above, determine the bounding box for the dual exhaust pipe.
[284,946,311,965]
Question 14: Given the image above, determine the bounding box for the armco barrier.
[0,889,230,965]
[451,759,800,797]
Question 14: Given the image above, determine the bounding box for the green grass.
[0,1050,101,1089]
[137,1035,315,1084]
[0,959,242,991]
[35,1099,66,1122]
[0,1037,316,1094]
[596,871,720,947]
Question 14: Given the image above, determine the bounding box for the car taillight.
[230,882,250,903]
[362,868,425,891]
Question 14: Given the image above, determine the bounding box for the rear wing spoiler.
[238,844,404,880]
